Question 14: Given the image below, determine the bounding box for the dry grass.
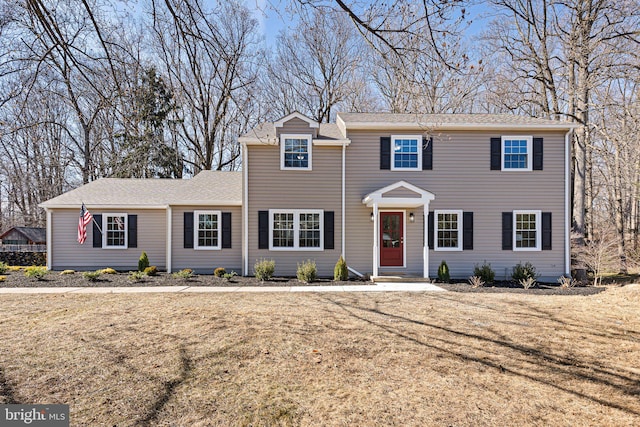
[0,287,639,426]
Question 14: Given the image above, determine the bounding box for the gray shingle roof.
[239,122,346,142]
[39,171,242,208]
[337,112,576,129]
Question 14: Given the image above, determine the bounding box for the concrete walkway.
[0,283,445,294]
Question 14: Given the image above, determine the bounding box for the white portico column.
[423,203,430,279]
[372,203,379,278]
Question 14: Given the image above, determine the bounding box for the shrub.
[83,271,102,282]
[519,277,537,289]
[512,262,538,282]
[138,251,150,272]
[223,271,238,281]
[8,266,22,272]
[144,266,158,276]
[172,269,194,280]
[254,259,275,281]
[473,261,495,284]
[437,261,450,283]
[24,266,47,280]
[100,268,117,274]
[334,256,348,281]
[468,275,485,288]
[128,271,147,282]
[558,275,577,288]
[0,261,7,274]
[297,259,317,283]
[214,267,226,278]
[60,270,75,275]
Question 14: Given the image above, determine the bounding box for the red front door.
[380,212,403,267]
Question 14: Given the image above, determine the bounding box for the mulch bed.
[438,280,606,296]
[0,270,611,294]
[0,271,366,288]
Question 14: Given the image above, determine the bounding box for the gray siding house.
[41,112,574,281]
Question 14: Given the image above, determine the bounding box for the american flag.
[77,203,93,244]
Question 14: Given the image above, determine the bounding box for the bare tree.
[150,0,261,172]
[266,8,371,122]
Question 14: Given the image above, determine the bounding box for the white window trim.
[391,135,423,171]
[194,210,221,250]
[434,209,463,251]
[513,210,542,251]
[102,213,128,249]
[501,135,533,171]
[280,134,312,171]
[269,209,324,251]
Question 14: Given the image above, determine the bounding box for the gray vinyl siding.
[247,143,342,277]
[276,117,317,138]
[171,206,242,274]
[50,208,167,271]
[344,130,567,281]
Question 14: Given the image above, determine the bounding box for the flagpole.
[91,216,103,234]
[82,202,103,234]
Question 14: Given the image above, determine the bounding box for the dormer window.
[281,134,312,170]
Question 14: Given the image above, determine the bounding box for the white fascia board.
[169,201,242,207]
[274,112,319,128]
[344,122,578,132]
[336,115,348,138]
[238,136,278,145]
[40,204,170,210]
[312,139,351,146]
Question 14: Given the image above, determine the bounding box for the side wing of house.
[171,205,242,274]
[48,208,168,271]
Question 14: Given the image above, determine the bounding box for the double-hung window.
[103,214,127,249]
[502,136,532,171]
[435,210,462,251]
[270,210,323,250]
[194,210,221,250]
[514,210,541,250]
[391,135,422,170]
[281,134,312,170]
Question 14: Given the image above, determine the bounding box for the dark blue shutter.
[502,212,513,250]
[463,212,473,250]
[422,137,433,170]
[491,137,501,170]
[380,137,391,170]
[533,137,543,170]
[92,214,102,248]
[258,211,269,249]
[324,211,334,250]
[542,212,552,250]
[222,212,232,249]
[428,212,434,250]
[183,212,194,249]
[127,215,137,248]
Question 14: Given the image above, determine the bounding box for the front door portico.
[362,181,435,278]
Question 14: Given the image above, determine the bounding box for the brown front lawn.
[0,287,639,426]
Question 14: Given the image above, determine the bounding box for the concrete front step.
[372,276,432,283]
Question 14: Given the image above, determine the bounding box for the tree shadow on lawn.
[319,293,640,417]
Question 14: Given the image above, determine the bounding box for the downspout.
[342,143,346,257]
[243,143,249,276]
[166,205,172,273]
[565,129,572,276]
[46,208,52,270]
